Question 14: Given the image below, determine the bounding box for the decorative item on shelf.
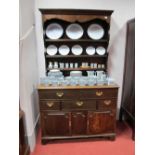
[98,64,101,68]
[65,63,69,68]
[59,45,70,55]
[81,62,89,68]
[70,63,74,68]
[101,64,105,69]
[86,46,95,55]
[87,24,105,40]
[53,62,58,68]
[46,23,64,39]
[96,70,105,77]
[93,63,97,68]
[70,71,82,77]
[71,45,83,55]
[47,45,57,56]
[66,23,84,40]
[87,71,95,76]
[48,62,53,69]
[96,46,106,55]
[59,62,64,69]
[74,63,78,68]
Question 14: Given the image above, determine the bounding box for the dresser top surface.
[37,84,119,90]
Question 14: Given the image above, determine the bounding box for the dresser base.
[41,133,116,144]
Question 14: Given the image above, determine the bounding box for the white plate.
[86,46,95,55]
[46,23,63,39]
[66,23,83,40]
[47,45,57,56]
[71,45,83,55]
[59,45,70,55]
[87,24,104,40]
[96,46,106,55]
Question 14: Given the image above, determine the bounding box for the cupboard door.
[71,112,87,135]
[88,111,115,134]
[41,112,70,136]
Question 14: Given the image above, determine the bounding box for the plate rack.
[40,9,113,76]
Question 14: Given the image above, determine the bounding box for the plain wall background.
[35,0,135,117]
[19,0,39,151]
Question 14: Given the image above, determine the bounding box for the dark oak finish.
[71,112,87,135]
[38,85,118,144]
[119,19,135,140]
[39,9,113,15]
[41,112,70,136]
[88,111,115,134]
[38,9,118,144]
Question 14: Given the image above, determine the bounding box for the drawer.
[39,90,81,100]
[62,100,96,110]
[40,100,60,110]
[80,88,118,99]
[38,88,118,100]
[97,99,116,110]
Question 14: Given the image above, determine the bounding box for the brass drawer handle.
[96,91,103,96]
[56,92,64,97]
[46,102,54,107]
[104,100,112,106]
[76,101,84,107]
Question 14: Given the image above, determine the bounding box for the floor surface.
[31,122,135,155]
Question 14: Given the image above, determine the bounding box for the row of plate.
[46,23,105,40]
[47,44,106,56]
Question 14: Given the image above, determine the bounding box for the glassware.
[53,62,58,68]
[93,63,97,68]
[70,63,73,68]
[88,77,96,86]
[48,62,53,69]
[74,63,78,68]
[40,77,50,86]
[87,71,95,76]
[65,63,69,68]
[59,63,64,69]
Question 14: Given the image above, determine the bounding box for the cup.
[98,64,101,68]
[93,63,97,68]
[74,63,78,68]
[65,63,69,68]
[90,63,94,68]
[70,63,73,68]
[87,71,95,76]
[59,63,64,69]
[53,62,58,68]
[101,64,105,69]
[96,71,105,77]
[48,62,53,69]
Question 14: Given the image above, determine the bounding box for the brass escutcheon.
[76,101,84,106]
[96,91,103,96]
[104,100,112,106]
[56,92,64,97]
[46,102,54,107]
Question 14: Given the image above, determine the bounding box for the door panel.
[88,111,115,134]
[41,112,70,136]
[71,112,87,135]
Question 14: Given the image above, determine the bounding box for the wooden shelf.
[45,54,107,58]
[45,39,109,43]
[37,84,119,90]
[47,67,105,71]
